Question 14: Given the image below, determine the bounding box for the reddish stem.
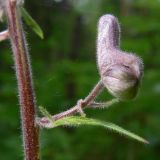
[4,1,39,159]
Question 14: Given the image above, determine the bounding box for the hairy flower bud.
[97,14,143,100]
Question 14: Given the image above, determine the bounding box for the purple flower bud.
[97,14,143,100]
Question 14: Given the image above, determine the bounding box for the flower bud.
[102,50,143,100]
[97,14,143,100]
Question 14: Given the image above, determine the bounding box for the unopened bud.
[97,14,143,100]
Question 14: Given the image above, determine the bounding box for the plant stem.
[38,80,104,126]
[4,1,39,159]
[0,30,9,41]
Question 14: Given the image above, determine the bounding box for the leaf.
[21,7,44,39]
[39,107,149,144]
[39,106,53,122]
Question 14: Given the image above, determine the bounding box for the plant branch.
[0,30,9,41]
[88,98,119,108]
[4,1,39,160]
[37,80,108,127]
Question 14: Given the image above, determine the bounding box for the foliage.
[21,7,44,39]
[39,107,148,144]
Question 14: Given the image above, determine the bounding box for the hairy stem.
[4,1,39,159]
[38,80,104,126]
[0,30,9,41]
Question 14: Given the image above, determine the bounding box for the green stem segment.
[5,1,39,159]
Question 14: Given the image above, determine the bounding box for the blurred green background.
[0,0,160,159]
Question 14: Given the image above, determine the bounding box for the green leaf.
[39,106,53,122]
[21,7,44,39]
[39,107,149,144]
